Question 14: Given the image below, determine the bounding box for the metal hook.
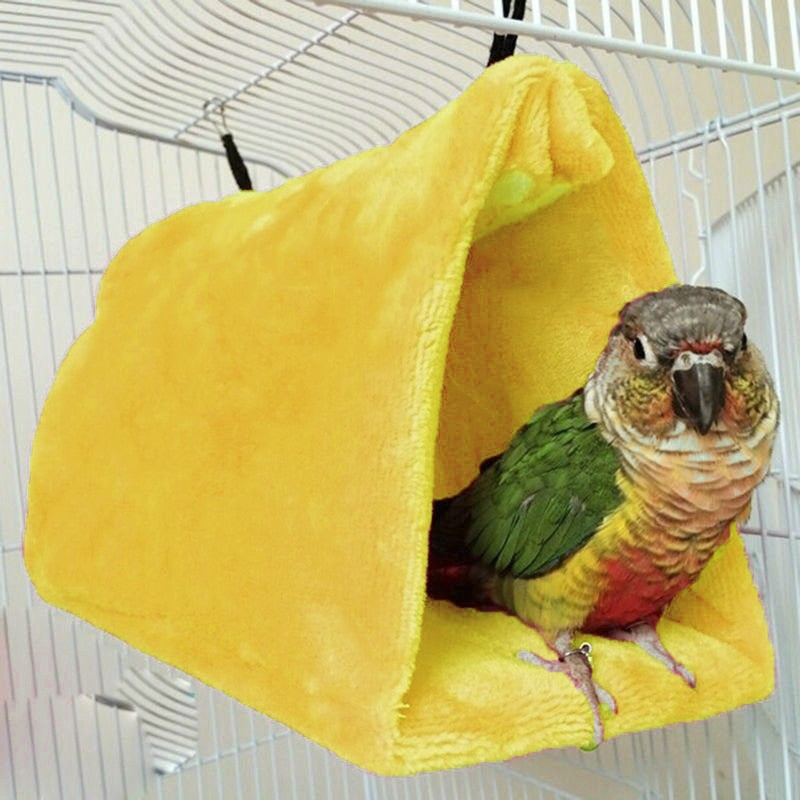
[562,642,593,665]
[202,97,229,137]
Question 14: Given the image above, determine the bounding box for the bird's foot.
[518,637,616,748]
[605,622,696,688]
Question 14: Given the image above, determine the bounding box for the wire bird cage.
[1,1,799,797]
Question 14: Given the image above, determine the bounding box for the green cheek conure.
[428,284,778,746]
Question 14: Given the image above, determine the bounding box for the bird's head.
[585,285,778,442]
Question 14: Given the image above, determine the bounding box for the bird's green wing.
[435,391,622,579]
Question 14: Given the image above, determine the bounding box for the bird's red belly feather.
[582,549,691,632]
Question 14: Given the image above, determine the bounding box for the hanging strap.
[487,0,527,66]
[221,132,252,191]
[204,99,253,191]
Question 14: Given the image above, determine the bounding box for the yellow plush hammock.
[25,56,772,774]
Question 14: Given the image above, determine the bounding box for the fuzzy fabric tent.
[24,55,772,774]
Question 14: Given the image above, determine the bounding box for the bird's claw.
[518,643,616,747]
[606,622,696,688]
[558,642,618,713]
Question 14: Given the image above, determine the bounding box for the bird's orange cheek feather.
[721,384,750,429]
[650,390,677,432]
[625,385,675,434]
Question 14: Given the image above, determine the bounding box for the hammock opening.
[432,190,631,501]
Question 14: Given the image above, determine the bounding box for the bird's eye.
[631,333,658,366]
[741,332,748,351]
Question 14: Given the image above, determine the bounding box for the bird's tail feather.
[427,497,496,609]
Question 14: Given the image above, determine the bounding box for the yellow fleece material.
[24,56,772,774]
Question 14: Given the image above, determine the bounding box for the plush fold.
[24,55,772,774]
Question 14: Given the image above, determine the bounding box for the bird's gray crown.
[619,285,746,357]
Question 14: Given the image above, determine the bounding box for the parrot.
[427,284,779,746]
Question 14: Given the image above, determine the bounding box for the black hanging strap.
[221,132,252,191]
[204,98,253,191]
[487,0,527,66]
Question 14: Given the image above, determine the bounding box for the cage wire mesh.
[1,1,799,798]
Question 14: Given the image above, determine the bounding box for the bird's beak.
[671,351,726,435]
